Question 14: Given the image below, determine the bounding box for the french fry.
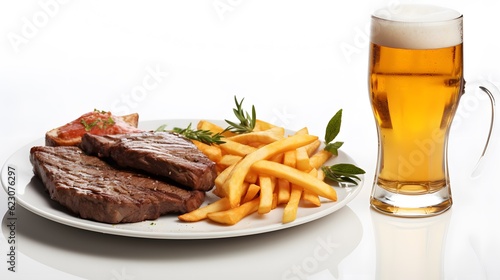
[207,197,260,225]
[219,139,257,156]
[309,150,333,169]
[212,185,225,198]
[276,178,291,205]
[178,118,343,226]
[292,127,320,155]
[316,168,325,181]
[283,184,302,223]
[250,160,337,202]
[283,150,296,168]
[271,193,279,209]
[302,169,321,207]
[276,149,296,205]
[302,190,321,207]
[217,154,242,169]
[242,169,258,184]
[241,183,260,203]
[304,140,321,156]
[215,164,235,193]
[192,140,222,163]
[226,127,285,145]
[178,197,231,222]
[295,146,313,172]
[294,127,309,135]
[254,119,277,131]
[258,175,275,214]
[223,134,318,208]
[269,152,284,163]
[197,120,235,137]
[294,146,320,207]
[215,165,254,197]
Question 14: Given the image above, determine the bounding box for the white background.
[1,0,500,279]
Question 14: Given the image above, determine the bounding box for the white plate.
[1,119,364,239]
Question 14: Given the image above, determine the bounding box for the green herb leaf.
[80,119,95,131]
[324,141,344,156]
[325,109,342,144]
[322,163,365,186]
[156,123,225,145]
[156,124,167,131]
[329,163,365,175]
[93,108,107,114]
[321,110,365,186]
[80,112,115,131]
[224,96,256,134]
[105,116,115,127]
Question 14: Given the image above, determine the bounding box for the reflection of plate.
[1,119,364,239]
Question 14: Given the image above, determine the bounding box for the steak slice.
[79,131,216,191]
[30,146,205,224]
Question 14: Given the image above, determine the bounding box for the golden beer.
[369,43,463,193]
[369,4,464,216]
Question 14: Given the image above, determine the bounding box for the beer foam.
[371,5,462,49]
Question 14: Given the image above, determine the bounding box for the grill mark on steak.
[30,146,205,224]
[79,131,217,191]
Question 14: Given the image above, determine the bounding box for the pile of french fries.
[178,119,337,225]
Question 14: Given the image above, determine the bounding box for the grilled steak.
[79,131,216,191]
[30,146,205,224]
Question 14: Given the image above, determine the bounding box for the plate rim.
[1,118,364,239]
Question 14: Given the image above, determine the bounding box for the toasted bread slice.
[45,111,142,146]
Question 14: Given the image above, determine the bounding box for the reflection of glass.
[371,209,451,280]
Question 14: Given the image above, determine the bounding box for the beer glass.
[368,4,499,217]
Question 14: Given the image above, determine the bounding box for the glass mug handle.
[465,80,499,178]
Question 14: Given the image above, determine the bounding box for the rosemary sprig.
[156,123,225,145]
[224,96,256,134]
